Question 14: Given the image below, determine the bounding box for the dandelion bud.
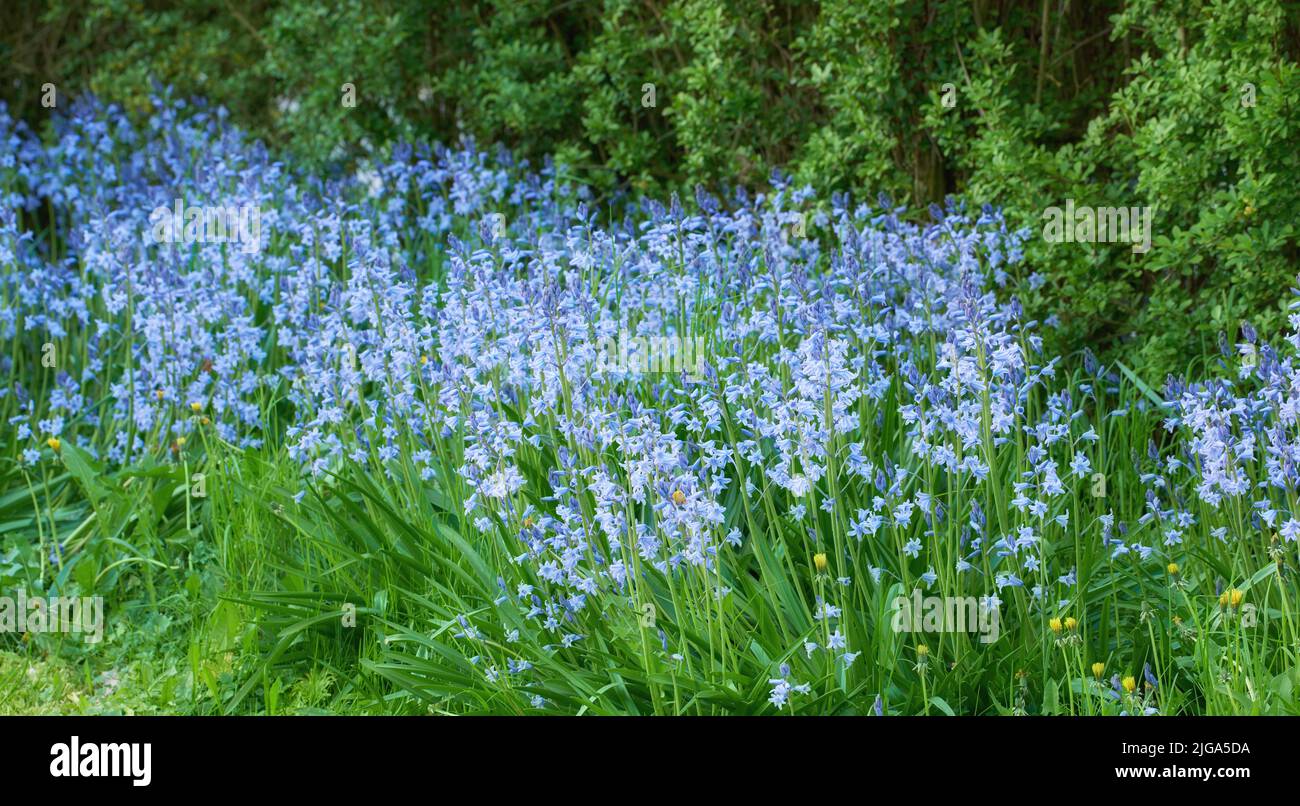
[1229,589,1244,608]
[1049,617,1063,634]
[916,644,929,657]
[1167,562,1179,576]
[47,437,61,451]
[191,402,202,413]
[1064,616,1078,631]
[1122,675,1137,694]
[671,489,686,506]
[1091,662,1105,678]
[813,552,828,573]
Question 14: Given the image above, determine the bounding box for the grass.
[12,301,1293,716]
[195,368,1296,716]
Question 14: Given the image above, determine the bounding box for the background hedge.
[3,0,1298,375]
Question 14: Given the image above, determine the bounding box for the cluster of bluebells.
[1135,312,1300,566]
[4,94,1296,713]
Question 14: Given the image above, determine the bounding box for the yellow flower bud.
[671,489,686,506]
[1064,616,1078,631]
[1091,662,1105,678]
[1122,675,1137,694]
[813,552,828,573]
[191,401,202,413]
[1049,617,1063,634]
[1167,562,1179,576]
[46,437,61,451]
